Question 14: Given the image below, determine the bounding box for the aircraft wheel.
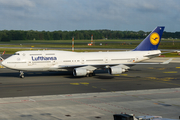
[20,75,24,78]
[89,73,93,77]
[86,74,89,77]
[87,73,93,77]
[19,71,24,78]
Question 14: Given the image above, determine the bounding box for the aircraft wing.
[143,53,161,58]
[58,63,132,69]
[54,58,172,71]
[125,58,172,65]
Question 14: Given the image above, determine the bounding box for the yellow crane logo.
[150,32,160,45]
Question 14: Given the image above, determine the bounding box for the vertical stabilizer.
[134,26,165,51]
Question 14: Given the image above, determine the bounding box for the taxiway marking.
[70,82,89,85]
[80,82,89,85]
[0,65,4,68]
[163,71,177,73]
[121,74,128,76]
[70,83,80,85]
[148,67,165,70]
[147,77,176,81]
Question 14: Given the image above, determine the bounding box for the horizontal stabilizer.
[161,58,173,64]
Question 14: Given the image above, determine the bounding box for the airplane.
[1,26,171,78]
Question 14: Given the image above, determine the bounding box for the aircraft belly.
[15,67,49,71]
[14,64,50,71]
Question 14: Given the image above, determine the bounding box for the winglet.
[161,58,173,64]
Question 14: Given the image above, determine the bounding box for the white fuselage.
[2,50,161,71]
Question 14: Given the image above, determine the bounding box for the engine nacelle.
[73,68,87,76]
[108,67,125,75]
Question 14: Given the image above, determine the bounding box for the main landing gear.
[19,71,24,78]
[86,72,95,77]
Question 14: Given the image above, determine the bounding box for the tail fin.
[133,26,165,51]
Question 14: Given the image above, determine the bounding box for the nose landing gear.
[19,71,24,78]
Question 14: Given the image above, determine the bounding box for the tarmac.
[0,88,179,120]
[0,57,180,119]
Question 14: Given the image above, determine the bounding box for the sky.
[0,0,180,32]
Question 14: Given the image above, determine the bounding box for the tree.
[0,33,10,42]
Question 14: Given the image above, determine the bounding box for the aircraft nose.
[1,60,7,67]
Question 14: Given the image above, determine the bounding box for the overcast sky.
[0,0,179,32]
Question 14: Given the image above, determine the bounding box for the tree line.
[0,30,180,42]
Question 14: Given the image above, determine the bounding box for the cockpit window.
[14,53,20,55]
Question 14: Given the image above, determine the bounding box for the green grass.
[0,48,125,54]
[0,39,180,57]
[0,42,179,49]
[162,52,180,57]
[0,48,180,57]
[0,48,38,54]
[0,39,143,44]
[0,39,179,49]
[0,44,138,49]
[0,39,179,44]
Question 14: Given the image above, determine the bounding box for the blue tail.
[133,26,165,51]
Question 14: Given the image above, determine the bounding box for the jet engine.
[73,68,87,76]
[108,66,126,75]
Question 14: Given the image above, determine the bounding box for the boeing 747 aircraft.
[1,26,171,78]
